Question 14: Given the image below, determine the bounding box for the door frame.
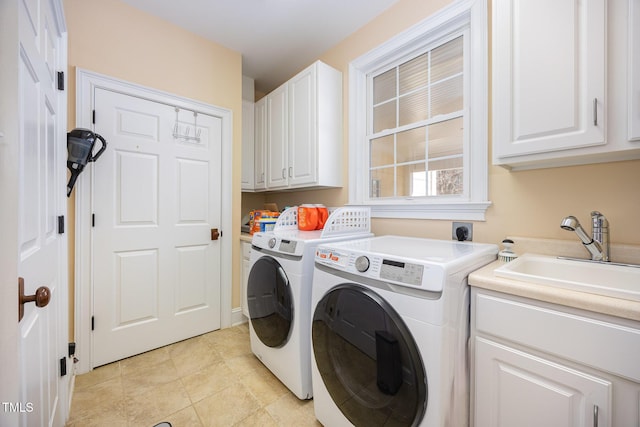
[74,68,233,374]
[0,2,22,417]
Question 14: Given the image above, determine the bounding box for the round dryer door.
[312,283,427,426]
[247,256,293,348]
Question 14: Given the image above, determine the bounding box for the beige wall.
[64,0,244,335]
[246,0,640,249]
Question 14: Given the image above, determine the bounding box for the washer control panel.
[315,246,443,291]
[379,259,423,287]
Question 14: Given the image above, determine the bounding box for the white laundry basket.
[273,206,371,236]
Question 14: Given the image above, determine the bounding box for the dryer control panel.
[315,247,445,292]
[252,232,304,256]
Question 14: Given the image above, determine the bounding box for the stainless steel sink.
[494,254,640,302]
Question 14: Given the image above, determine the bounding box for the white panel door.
[16,0,68,426]
[91,88,222,367]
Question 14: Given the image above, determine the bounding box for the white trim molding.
[74,68,233,373]
[348,0,490,221]
[350,201,492,221]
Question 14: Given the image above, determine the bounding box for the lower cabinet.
[240,241,251,318]
[471,288,640,427]
[474,337,610,427]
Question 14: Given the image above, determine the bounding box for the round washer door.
[247,256,293,348]
[312,283,427,426]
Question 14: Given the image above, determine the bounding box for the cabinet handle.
[289,167,292,177]
[593,98,598,126]
[281,168,286,179]
[593,404,599,427]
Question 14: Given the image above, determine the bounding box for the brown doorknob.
[18,277,51,322]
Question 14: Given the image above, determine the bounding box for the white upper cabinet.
[288,62,342,188]
[254,97,267,190]
[241,100,255,190]
[492,0,640,170]
[249,61,342,191]
[493,0,605,161]
[289,65,318,187]
[629,0,640,141]
[266,83,289,189]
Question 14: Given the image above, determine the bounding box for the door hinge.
[58,215,64,234]
[92,213,95,227]
[60,357,67,377]
[92,110,96,124]
[91,316,95,331]
[57,71,64,91]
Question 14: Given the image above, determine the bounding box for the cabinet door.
[241,100,255,190]
[254,98,267,190]
[289,65,317,186]
[493,0,606,160]
[630,0,640,141]
[267,84,289,189]
[474,337,611,427]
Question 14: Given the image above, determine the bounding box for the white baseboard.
[67,370,76,419]
[231,307,247,327]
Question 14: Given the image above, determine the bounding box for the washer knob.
[355,256,370,272]
[268,237,277,249]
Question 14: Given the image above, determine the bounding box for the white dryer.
[247,207,372,400]
[311,236,497,426]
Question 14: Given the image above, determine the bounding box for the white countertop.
[469,259,640,322]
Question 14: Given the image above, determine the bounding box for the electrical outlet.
[452,222,473,241]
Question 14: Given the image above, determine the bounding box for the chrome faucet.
[560,211,609,261]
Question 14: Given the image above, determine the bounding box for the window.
[370,36,464,198]
[348,0,490,220]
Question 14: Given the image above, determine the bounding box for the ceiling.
[119,0,400,95]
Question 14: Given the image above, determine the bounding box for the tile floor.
[66,323,321,427]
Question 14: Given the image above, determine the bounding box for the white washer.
[247,207,372,400]
[311,236,498,426]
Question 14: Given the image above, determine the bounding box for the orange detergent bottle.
[297,205,318,231]
[316,205,329,230]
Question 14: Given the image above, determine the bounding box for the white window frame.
[348,0,490,220]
